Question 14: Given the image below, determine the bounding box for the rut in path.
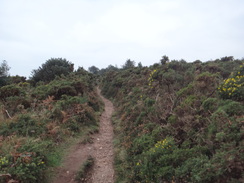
[53,88,115,183]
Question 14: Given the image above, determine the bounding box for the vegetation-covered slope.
[101,58,244,183]
[0,61,102,182]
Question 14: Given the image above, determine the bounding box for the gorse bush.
[0,84,22,101]
[148,69,157,89]
[0,137,51,183]
[101,58,244,182]
[8,114,46,137]
[32,77,87,100]
[218,63,244,101]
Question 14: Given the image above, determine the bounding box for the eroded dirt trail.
[53,88,115,183]
[91,88,115,183]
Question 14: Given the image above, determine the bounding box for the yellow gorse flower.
[148,69,157,89]
[0,157,9,166]
[218,63,244,97]
[149,138,172,153]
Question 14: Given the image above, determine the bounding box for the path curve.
[53,87,115,183]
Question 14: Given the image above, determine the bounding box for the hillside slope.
[0,68,102,182]
[101,59,244,183]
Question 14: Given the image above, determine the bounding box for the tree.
[88,66,99,74]
[31,58,74,84]
[0,60,10,77]
[107,65,118,71]
[0,60,10,87]
[98,65,119,75]
[160,55,169,65]
[123,59,135,69]
[220,56,234,62]
[138,62,143,68]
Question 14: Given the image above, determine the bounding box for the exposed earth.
[53,88,115,183]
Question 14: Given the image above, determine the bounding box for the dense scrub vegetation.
[101,57,244,183]
[1,56,243,182]
[0,60,102,182]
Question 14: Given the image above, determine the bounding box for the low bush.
[0,84,22,101]
[2,114,46,137]
[218,63,244,101]
[0,137,52,183]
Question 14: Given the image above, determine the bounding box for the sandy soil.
[52,88,115,183]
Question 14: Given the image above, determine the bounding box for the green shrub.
[7,114,46,137]
[175,155,212,182]
[167,115,177,124]
[218,63,244,101]
[0,138,52,183]
[4,96,31,115]
[0,84,22,101]
[64,119,80,132]
[142,138,176,182]
[144,97,155,107]
[176,83,194,97]
[202,97,219,112]
[218,100,244,116]
[56,95,87,110]
[49,85,77,100]
[194,72,220,96]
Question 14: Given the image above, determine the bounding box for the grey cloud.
[0,0,243,77]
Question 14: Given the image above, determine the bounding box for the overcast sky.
[1,0,244,77]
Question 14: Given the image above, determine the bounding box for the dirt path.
[53,88,115,183]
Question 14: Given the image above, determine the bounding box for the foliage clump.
[31,58,74,84]
[218,63,244,101]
